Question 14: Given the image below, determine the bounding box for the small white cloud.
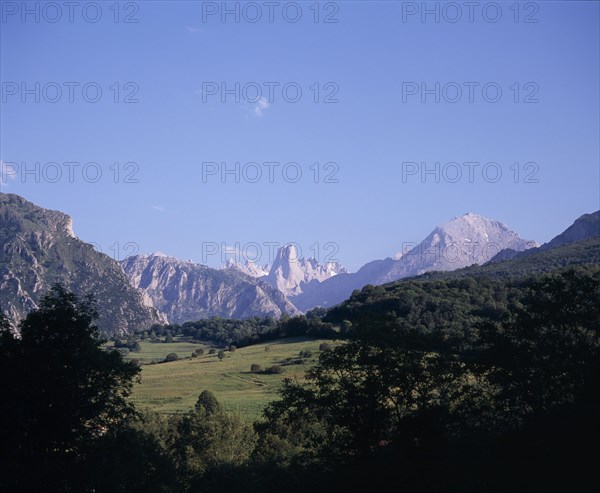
[186,26,201,33]
[0,160,17,187]
[152,205,165,212]
[254,97,270,117]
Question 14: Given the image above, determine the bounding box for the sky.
[1,0,599,271]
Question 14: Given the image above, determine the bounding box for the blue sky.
[1,0,599,270]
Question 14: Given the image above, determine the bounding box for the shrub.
[267,365,284,374]
[208,348,217,355]
[217,350,225,361]
[319,343,332,352]
[229,345,237,352]
[299,350,312,359]
[165,353,179,362]
[250,364,263,373]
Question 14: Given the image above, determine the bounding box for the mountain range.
[121,252,298,323]
[2,192,598,334]
[289,213,538,310]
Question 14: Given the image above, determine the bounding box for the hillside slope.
[0,193,164,334]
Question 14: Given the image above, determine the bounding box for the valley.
[122,337,335,419]
[2,192,599,493]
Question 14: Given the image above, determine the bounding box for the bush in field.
[319,342,331,352]
[217,350,225,361]
[191,348,204,358]
[250,363,263,373]
[266,365,284,374]
[165,353,179,362]
[208,348,216,355]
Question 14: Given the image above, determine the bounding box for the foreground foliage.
[2,262,599,492]
[0,286,150,491]
[255,266,600,491]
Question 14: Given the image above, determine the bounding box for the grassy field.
[111,339,212,364]
[128,337,334,420]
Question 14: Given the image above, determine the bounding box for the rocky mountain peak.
[149,251,168,258]
[121,253,298,323]
[292,213,538,311]
[403,213,537,274]
[266,244,347,297]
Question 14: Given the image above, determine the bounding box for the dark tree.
[0,285,140,492]
[195,390,223,416]
[174,392,256,485]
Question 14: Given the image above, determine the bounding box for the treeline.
[256,265,600,492]
[2,264,599,491]
[425,235,600,281]
[144,307,338,348]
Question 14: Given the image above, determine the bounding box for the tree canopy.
[0,285,142,492]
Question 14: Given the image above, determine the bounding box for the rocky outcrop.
[264,244,347,296]
[121,253,299,323]
[0,193,164,334]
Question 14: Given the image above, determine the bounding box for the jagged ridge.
[121,253,299,323]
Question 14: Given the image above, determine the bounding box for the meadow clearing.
[122,337,335,420]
